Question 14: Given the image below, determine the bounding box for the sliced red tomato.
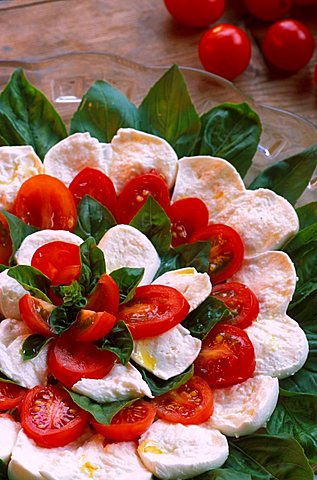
[12,174,77,231]
[69,309,117,342]
[48,334,116,388]
[117,170,170,224]
[0,381,27,411]
[190,224,244,284]
[194,324,255,388]
[31,241,81,286]
[86,274,120,316]
[212,282,259,329]
[0,212,12,265]
[19,294,55,338]
[90,400,156,441]
[168,198,209,247]
[153,376,213,425]
[20,385,88,448]
[118,285,190,340]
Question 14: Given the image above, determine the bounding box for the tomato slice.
[153,376,213,425]
[117,170,170,224]
[13,174,77,231]
[0,381,27,411]
[194,324,255,388]
[212,282,259,329]
[19,294,56,338]
[48,334,116,388]
[69,309,117,342]
[90,400,156,441]
[168,198,209,247]
[190,224,244,284]
[31,241,81,286]
[86,274,120,316]
[20,385,88,448]
[118,285,190,340]
[0,212,12,265]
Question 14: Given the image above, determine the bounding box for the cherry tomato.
[199,24,251,80]
[0,212,12,265]
[244,0,293,21]
[190,224,244,284]
[31,241,81,286]
[295,0,317,4]
[91,400,156,441]
[118,285,190,340]
[0,382,27,411]
[195,324,255,388]
[153,376,214,425]
[20,385,88,448]
[117,170,170,224]
[212,282,259,329]
[86,273,120,316]
[262,19,315,72]
[168,198,209,247]
[163,0,225,28]
[69,309,117,342]
[19,294,56,338]
[13,174,77,231]
[48,334,116,388]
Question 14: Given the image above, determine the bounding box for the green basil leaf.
[0,459,8,480]
[199,103,262,178]
[139,65,201,157]
[0,265,7,274]
[296,202,317,230]
[52,281,87,309]
[178,470,252,480]
[49,305,78,336]
[0,68,67,159]
[110,267,144,304]
[130,196,172,255]
[96,320,133,366]
[75,195,116,244]
[70,80,139,142]
[21,334,53,361]
[134,363,194,397]
[7,265,51,302]
[1,210,38,265]
[79,237,106,296]
[155,241,211,278]
[249,144,317,205]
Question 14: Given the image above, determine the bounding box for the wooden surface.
[0,0,316,125]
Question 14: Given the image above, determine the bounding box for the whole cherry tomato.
[163,0,225,28]
[244,0,293,21]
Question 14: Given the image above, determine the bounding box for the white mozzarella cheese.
[152,267,212,312]
[138,420,228,480]
[206,375,279,437]
[0,146,43,211]
[171,156,245,217]
[0,270,27,321]
[98,224,160,285]
[131,324,201,380]
[15,230,83,265]
[0,415,20,464]
[72,362,153,402]
[107,128,178,193]
[43,132,108,187]
[246,315,309,379]
[214,188,299,258]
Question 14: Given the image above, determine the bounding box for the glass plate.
[0,52,316,205]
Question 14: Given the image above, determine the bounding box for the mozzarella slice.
[72,362,153,402]
[246,315,309,379]
[232,251,296,317]
[0,146,43,211]
[98,224,160,285]
[43,132,108,187]
[132,324,201,380]
[0,414,20,464]
[171,156,245,217]
[214,189,299,258]
[15,230,83,265]
[107,128,178,193]
[206,375,279,437]
[138,420,228,480]
[152,267,212,312]
[0,270,27,321]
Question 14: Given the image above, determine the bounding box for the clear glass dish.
[0,52,316,204]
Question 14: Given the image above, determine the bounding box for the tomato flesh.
[244,0,293,21]
[0,212,12,265]
[70,309,117,342]
[86,274,120,316]
[169,198,209,247]
[0,381,27,411]
[163,0,225,28]
[19,294,55,338]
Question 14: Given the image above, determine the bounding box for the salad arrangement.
[0,66,315,479]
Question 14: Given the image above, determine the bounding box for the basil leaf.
[199,103,262,178]
[52,281,87,309]
[49,305,78,336]
[134,364,194,397]
[0,459,8,480]
[7,265,51,302]
[178,470,252,480]
[0,68,67,159]
[79,237,106,296]
[130,196,171,256]
[155,241,211,278]
[110,267,144,304]
[96,321,133,366]
[75,195,116,244]
[249,144,317,205]
[1,210,38,265]
[70,80,139,142]
[21,334,53,361]
[139,65,201,157]
[296,202,317,230]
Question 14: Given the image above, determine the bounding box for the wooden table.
[0,0,316,126]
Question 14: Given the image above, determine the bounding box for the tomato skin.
[118,285,190,340]
[199,24,251,80]
[0,382,27,411]
[244,0,293,21]
[315,64,317,86]
[86,274,120,316]
[70,309,117,342]
[163,0,225,28]
[13,174,77,231]
[0,212,12,265]
[19,294,56,338]
[91,400,156,441]
[153,376,213,425]
[169,198,209,247]
[21,385,88,448]
[262,20,315,72]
